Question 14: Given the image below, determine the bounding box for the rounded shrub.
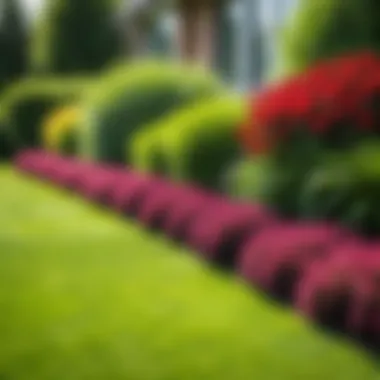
[162,189,215,242]
[132,95,245,190]
[107,175,162,217]
[238,223,351,302]
[241,52,380,221]
[42,105,82,155]
[80,60,223,164]
[136,182,183,231]
[43,158,78,185]
[130,127,169,176]
[0,126,15,160]
[59,162,97,191]
[186,201,274,269]
[76,167,126,204]
[298,140,380,236]
[295,243,375,334]
[223,157,271,201]
[0,77,91,149]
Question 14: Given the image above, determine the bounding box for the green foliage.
[222,157,270,202]
[42,105,82,156]
[59,130,78,155]
[281,0,380,73]
[0,0,27,92]
[299,141,380,236]
[132,95,245,190]
[258,129,325,218]
[130,128,169,175]
[0,77,91,148]
[31,0,124,74]
[0,126,15,160]
[81,61,223,164]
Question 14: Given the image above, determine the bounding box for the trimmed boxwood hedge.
[223,157,270,201]
[130,127,169,176]
[130,95,245,190]
[0,77,91,149]
[0,126,15,160]
[42,105,83,156]
[80,60,223,164]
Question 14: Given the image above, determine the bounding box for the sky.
[22,0,42,18]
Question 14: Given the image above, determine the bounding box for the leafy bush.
[238,223,349,302]
[295,243,375,334]
[298,141,380,236]
[281,0,380,74]
[130,127,169,175]
[0,77,91,149]
[75,167,127,204]
[136,183,182,231]
[240,52,380,219]
[80,61,223,164]
[223,157,270,201]
[42,105,83,155]
[243,52,380,155]
[132,95,245,190]
[236,92,271,155]
[0,126,15,160]
[162,190,215,242]
[107,175,161,217]
[187,201,274,269]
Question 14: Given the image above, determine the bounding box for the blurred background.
[2,0,380,379]
[14,0,300,89]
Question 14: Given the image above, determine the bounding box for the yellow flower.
[42,105,82,154]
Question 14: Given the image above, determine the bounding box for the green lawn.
[0,165,379,380]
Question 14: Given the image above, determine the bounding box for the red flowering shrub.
[237,51,380,222]
[137,185,204,232]
[49,161,92,189]
[162,190,216,242]
[107,176,165,217]
[76,169,126,204]
[295,242,380,336]
[237,222,352,302]
[135,182,176,228]
[13,150,36,171]
[240,51,380,154]
[23,151,61,177]
[187,201,274,268]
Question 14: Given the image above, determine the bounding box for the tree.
[0,0,27,91]
[281,0,380,75]
[31,0,125,74]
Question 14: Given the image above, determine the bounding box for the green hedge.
[0,77,91,148]
[80,61,223,164]
[298,141,380,236]
[130,127,169,176]
[131,95,245,190]
[281,0,380,74]
[0,126,15,160]
[42,105,83,156]
[222,157,270,202]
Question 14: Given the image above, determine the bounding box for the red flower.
[240,50,380,154]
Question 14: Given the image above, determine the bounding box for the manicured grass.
[0,165,378,380]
